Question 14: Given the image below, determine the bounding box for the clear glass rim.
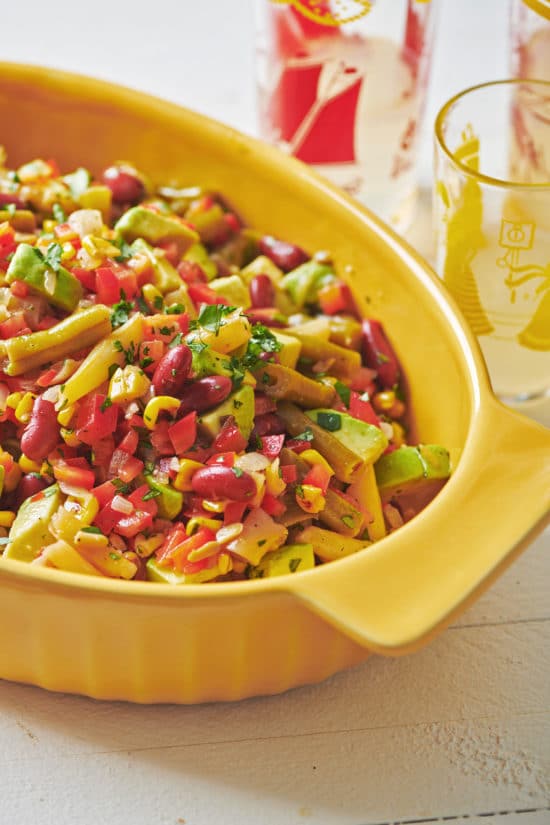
[434,78,550,191]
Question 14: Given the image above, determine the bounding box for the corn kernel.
[186,516,220,536]
[173,459,204,492]
[18,454,42,474]
[373,390,396,413]
[61,241,76,262]
[6,392,23,410]
[127,251,151,278]
[81,234,120,262]
[0,511,15,527]
[109,365,151,404]
[43,219,56,233]
[57,403,76,427]
[217,551,233,576]
[142,396,180,430]
[187,540,220,563]
[391,421,406,447]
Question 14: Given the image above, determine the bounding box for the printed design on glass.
[440,125,494,336]
[270,1,374,27]
[497,219,550,351]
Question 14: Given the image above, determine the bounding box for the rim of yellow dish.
[434,78,550,191]
[521,0,550,20]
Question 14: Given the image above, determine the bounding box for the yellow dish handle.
[289,399,550,654]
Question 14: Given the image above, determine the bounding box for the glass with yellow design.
[434,79,550,410]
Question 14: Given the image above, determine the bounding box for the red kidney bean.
[259,235,309,272]
[252,412,285,437]
[178,376,232,416]
[0,192,27,209]
[15,473,49,508]
[361,319,400,389]
[152,345,193,396]
[21,397,60,462]
[101,165,145,205]
[249,274,275,308]
[191,465,256,501]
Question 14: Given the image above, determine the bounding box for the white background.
[1,3,549,825]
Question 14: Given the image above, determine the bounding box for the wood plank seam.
[360,805,550,825]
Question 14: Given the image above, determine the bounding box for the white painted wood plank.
[0,621,547,761]
[452,528,550,628]
[1,714,548,825]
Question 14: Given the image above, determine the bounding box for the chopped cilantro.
[341,515,356,528]
[43,242,64,272]
[140,357,154,369]
[288,558,301,573]
[334,381,351,407]
[258,539,266,547]
[233,467,244,478]
[136,295,149,314]
[295,484,304,497]
[100,397,113,413]
[108,363,119,379]
[109,552,121,561]
[52,203,66,222]
[114,339,137,365]
[159,326,174,336]
[4,202,17,217]
[241,324,282,371]
[377,352,390,364]
[233,399,243,409]
[166,303,185,315]
[110,292,134,329]
[168,332,183,349]
[293,428,314,442]
[188,340,207,354]
[142,488,162,501]
[153,295,164,311]
[112,479,131,494]
[316,412,341,431]
[196,303,235,335]
[81,526,103,535]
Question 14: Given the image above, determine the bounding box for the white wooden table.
[1,2,548,823]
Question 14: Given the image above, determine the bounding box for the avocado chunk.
[184,242,217,281]
[4,484,62,562]
[248,543,315,578]
[305,409,388,464]
[190,347,234,380]
[146,556,222,584]
[281,260,334,308]
[144,477,183,520]
[116,206,198,256]
[6,243,83,312]
[131,238,188,296]
[374,444,451,502]
[198,384,255,441]
[208,274,251,309]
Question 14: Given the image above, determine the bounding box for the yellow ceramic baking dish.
[0,63,548,704]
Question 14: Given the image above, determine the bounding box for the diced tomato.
[118,428,139,455]
[10,279,29,298]
[362,319,400,389]
[206,451,236,468]
[93,501,120,535]
[54,222,78,242]
[280,464,297,484]
[114,509,154,538]
[177,260,208,285]
[71,266,97,291]
[302,463,331,495]
[35,316,59,331]
[317,280,350,315]
[129,484,159,518]
[168,527,216,572]
[0,312,32,339]
[167,411,197,455]
[223,212,240,233]
[259,434,285,459]
[224,500,247,525]
[150,419,174,456]
[92,480,118,509]
[213,418,247,453]
[95,262,137,303]
[90,436,116,470]
[349,391,381,427]
[53,461,95,489]
[284,438,312,454]
[157,240,180,267]
[0,225,16,259]
[138,339,165,372]
[261,493,286,517]
[75,394,119,446]
[349,366,377,394]
[109,449,144,483]
[155,523,187,563]
[187,281,227,308]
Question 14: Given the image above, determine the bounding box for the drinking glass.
[255,0,438,232]
[434,79,550,409]
[510,0,550,80]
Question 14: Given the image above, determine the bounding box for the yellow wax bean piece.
[57,404,76,427]
[57,313,144,409]
[1,305,112,377]
[14,392,36,423]
[18,454,42,474]
[186,517,220,536]
[142,396,180,430]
